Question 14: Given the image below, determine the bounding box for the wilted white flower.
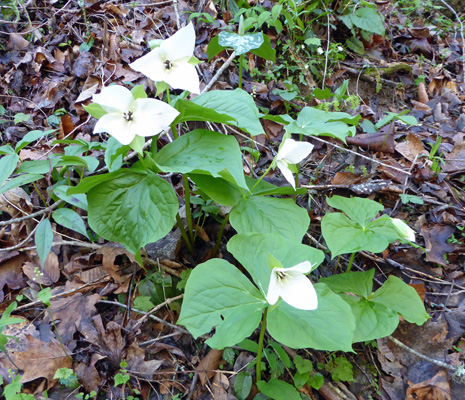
[129,22,200,94]
[267,261,318,310]
[317,47,324,54]
[276,138,314,189]
[92,85,180,145]
[338,45,344,52]
[392,218,415,242]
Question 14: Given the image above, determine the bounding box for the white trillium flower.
[392,218,416,242]
[266,261,318,310]
[129,22,200,94]
[92,85,180,146]
[276,138,314,189]
[317,47,324,54]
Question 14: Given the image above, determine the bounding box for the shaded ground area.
[0,0,465,399]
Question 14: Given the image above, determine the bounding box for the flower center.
[123,111,133,122]
[164,60,173,70]
[276,271,289,285]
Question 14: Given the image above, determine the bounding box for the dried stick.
[0,199,64,227]
[201,51,236,93]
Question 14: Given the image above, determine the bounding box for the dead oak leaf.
[0,335,71,390]
[406,370,451,400]
[421,225,457,267]
[42,293,100,346]
[125,341,163,380]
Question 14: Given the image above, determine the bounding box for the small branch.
[98,299,190,334]
[304,135,412,176]
[0,199,64,227]
[131,294,184,331]
[12,240,103,252]
[201,51,236,93]
[388,335,465,381]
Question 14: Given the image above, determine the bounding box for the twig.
[131,294,184,331]
[388,335,465,381]
[303,135,412,176]
[322,4,331,89]
[13,240,103,252]
[435,0,465,83]
[0,199,64,227]
[98,299,190,334]
[201,51,236,93]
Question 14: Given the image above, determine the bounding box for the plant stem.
[176,213,194,256]
[182,175,195,247]
[250,162,274,193]
[211,214,230,257]
[346,252,355,273]
[238,54,244,89]
[256,308,268,382]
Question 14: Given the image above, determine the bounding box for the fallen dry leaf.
[421,225,457,267]
[196,349,224,385]
[406,370,451,400]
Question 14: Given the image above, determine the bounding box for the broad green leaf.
[35,219,53,267]
[218,31,264,56]
[53,185,88,210]
[230,197,309,242]
[228,233,325,298]
[319,269,375,299]
[0,173,44,195]
[345,7,385,36]
[133,296,155,312]
[37,287,52,306]
[326,195,384,227]
[246,176,306,196]
[191,89,264,135]
[256,379,301,400]
[340,295,399,342]
[131,85,147,99]
[321,213,390,258]
[15,129,56,153]
[83,102,107,119]
[53,208,89,239]
[268,341,292,368]
[16,157,60,174]
[206,34,226,60]
[369,215,407,242]
[68,169,130,195]
[104,136,129,172]
[234,371,252,400]
[250,33,276,62]
[371,276,429,325]
[286,107,359,142]
[173,99,236,126]
[267,283,355,351]
[308,373,324,390]
[154,129,248,190]
[0,153,19,187]
[87,169,178,254]
[0,144,16,156]
[190,174,243,207]
[375,111,417,130]
[177,259,266,348]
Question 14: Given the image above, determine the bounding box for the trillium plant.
[2,20,431,395]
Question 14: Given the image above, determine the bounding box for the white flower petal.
[279,273,318,310]
[266,269,281,306]
[92,86,134,114]
[276,160,296,189]
[94,114,135,145]
[277,138,299,160]
[164,62,200,94]
[162,22,196,61]
[392,218,415,242]
[129,98,180,137]
[278,139,313,164]
[286,261,313,274]
[129,48,167,82]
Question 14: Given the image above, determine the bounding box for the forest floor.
[1,0,465,399]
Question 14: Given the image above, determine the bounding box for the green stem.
[346,252,356,273]
[182,174,195,246]
[211,214,230,258]
[256,308,268,382]
[250,162,274,193]
[176,213,195,256]
[238,54,244,89]
[171,123,179,140]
